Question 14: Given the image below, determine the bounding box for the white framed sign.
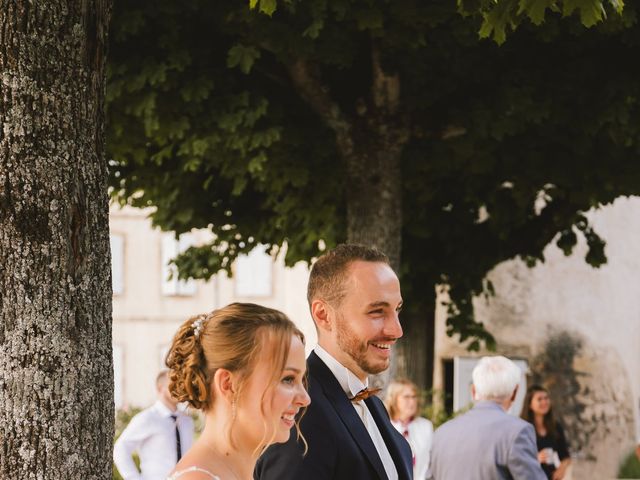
[453,356,528,416]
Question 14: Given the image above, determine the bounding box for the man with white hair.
[427,356,546,480]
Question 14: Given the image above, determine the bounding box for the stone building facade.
[109,205,315,408]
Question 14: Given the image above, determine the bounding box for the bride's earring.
[231,396,237,420]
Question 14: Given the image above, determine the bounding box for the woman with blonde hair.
[165,303,310,480]
[385,379,433,480]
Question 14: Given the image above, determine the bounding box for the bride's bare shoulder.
[167,466,221,480]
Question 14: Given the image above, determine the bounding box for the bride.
[165,303,310,480]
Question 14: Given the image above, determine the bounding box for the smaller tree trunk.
[394,298,436,392]
[344,123,407,388]
[346,143,403,271]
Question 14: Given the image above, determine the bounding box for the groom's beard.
[335,314,392,375]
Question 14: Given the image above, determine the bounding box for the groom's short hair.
[307,243,389,307]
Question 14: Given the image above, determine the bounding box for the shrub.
[618,448,640,479]
[421,389,470,428]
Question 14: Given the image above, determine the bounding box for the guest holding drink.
[520,385,571,480]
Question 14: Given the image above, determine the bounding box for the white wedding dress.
[167,466,221,479]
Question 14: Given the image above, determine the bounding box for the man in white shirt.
[256,244,413,480]
[114,370,194,480]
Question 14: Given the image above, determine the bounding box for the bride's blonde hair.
[166,302,307,451]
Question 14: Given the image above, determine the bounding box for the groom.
[256,244,413,480]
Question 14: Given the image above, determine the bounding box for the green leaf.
[354,8,384,30]
[610,0,624,14]
[518,0,553,25]
[249,0,277,16]
[232,175,248,196]
[248,152,268,176]
[478,2,517,45]
[227,44,261,74]
[303,19,324,38]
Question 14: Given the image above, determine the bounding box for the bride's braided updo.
[165,302,304,411]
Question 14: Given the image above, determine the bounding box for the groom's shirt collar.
[314,344,368,399]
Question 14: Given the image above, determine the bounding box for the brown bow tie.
[349,387,382,403]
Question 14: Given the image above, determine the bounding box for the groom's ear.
[311,299,332,332]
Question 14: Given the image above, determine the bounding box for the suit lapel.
[308,352,388,480]
[366,396,413,480]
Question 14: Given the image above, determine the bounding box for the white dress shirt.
[391,416,433,480]
[314,345,399,480]
[113,401,194,480]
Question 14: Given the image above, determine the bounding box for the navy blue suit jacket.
[255,351,413,480]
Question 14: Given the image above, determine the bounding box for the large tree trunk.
[0,1,113,478]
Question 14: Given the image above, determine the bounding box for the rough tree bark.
[288,48,406,270]
[0,1,113,478]
[344,45,406,271]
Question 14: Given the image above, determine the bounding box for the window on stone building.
[110,234,125,296]
[234,244,273,297]
[161,233,197,296]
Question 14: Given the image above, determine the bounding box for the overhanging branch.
[286,59,354,155]
[371,41,400,114]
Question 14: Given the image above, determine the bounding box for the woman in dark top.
[520,385,571,480]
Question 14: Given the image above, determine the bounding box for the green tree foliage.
[617,448,640,478]
[107,0,640,375]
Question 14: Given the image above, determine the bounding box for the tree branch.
[286,59,354,155]
[371,41,400,114]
